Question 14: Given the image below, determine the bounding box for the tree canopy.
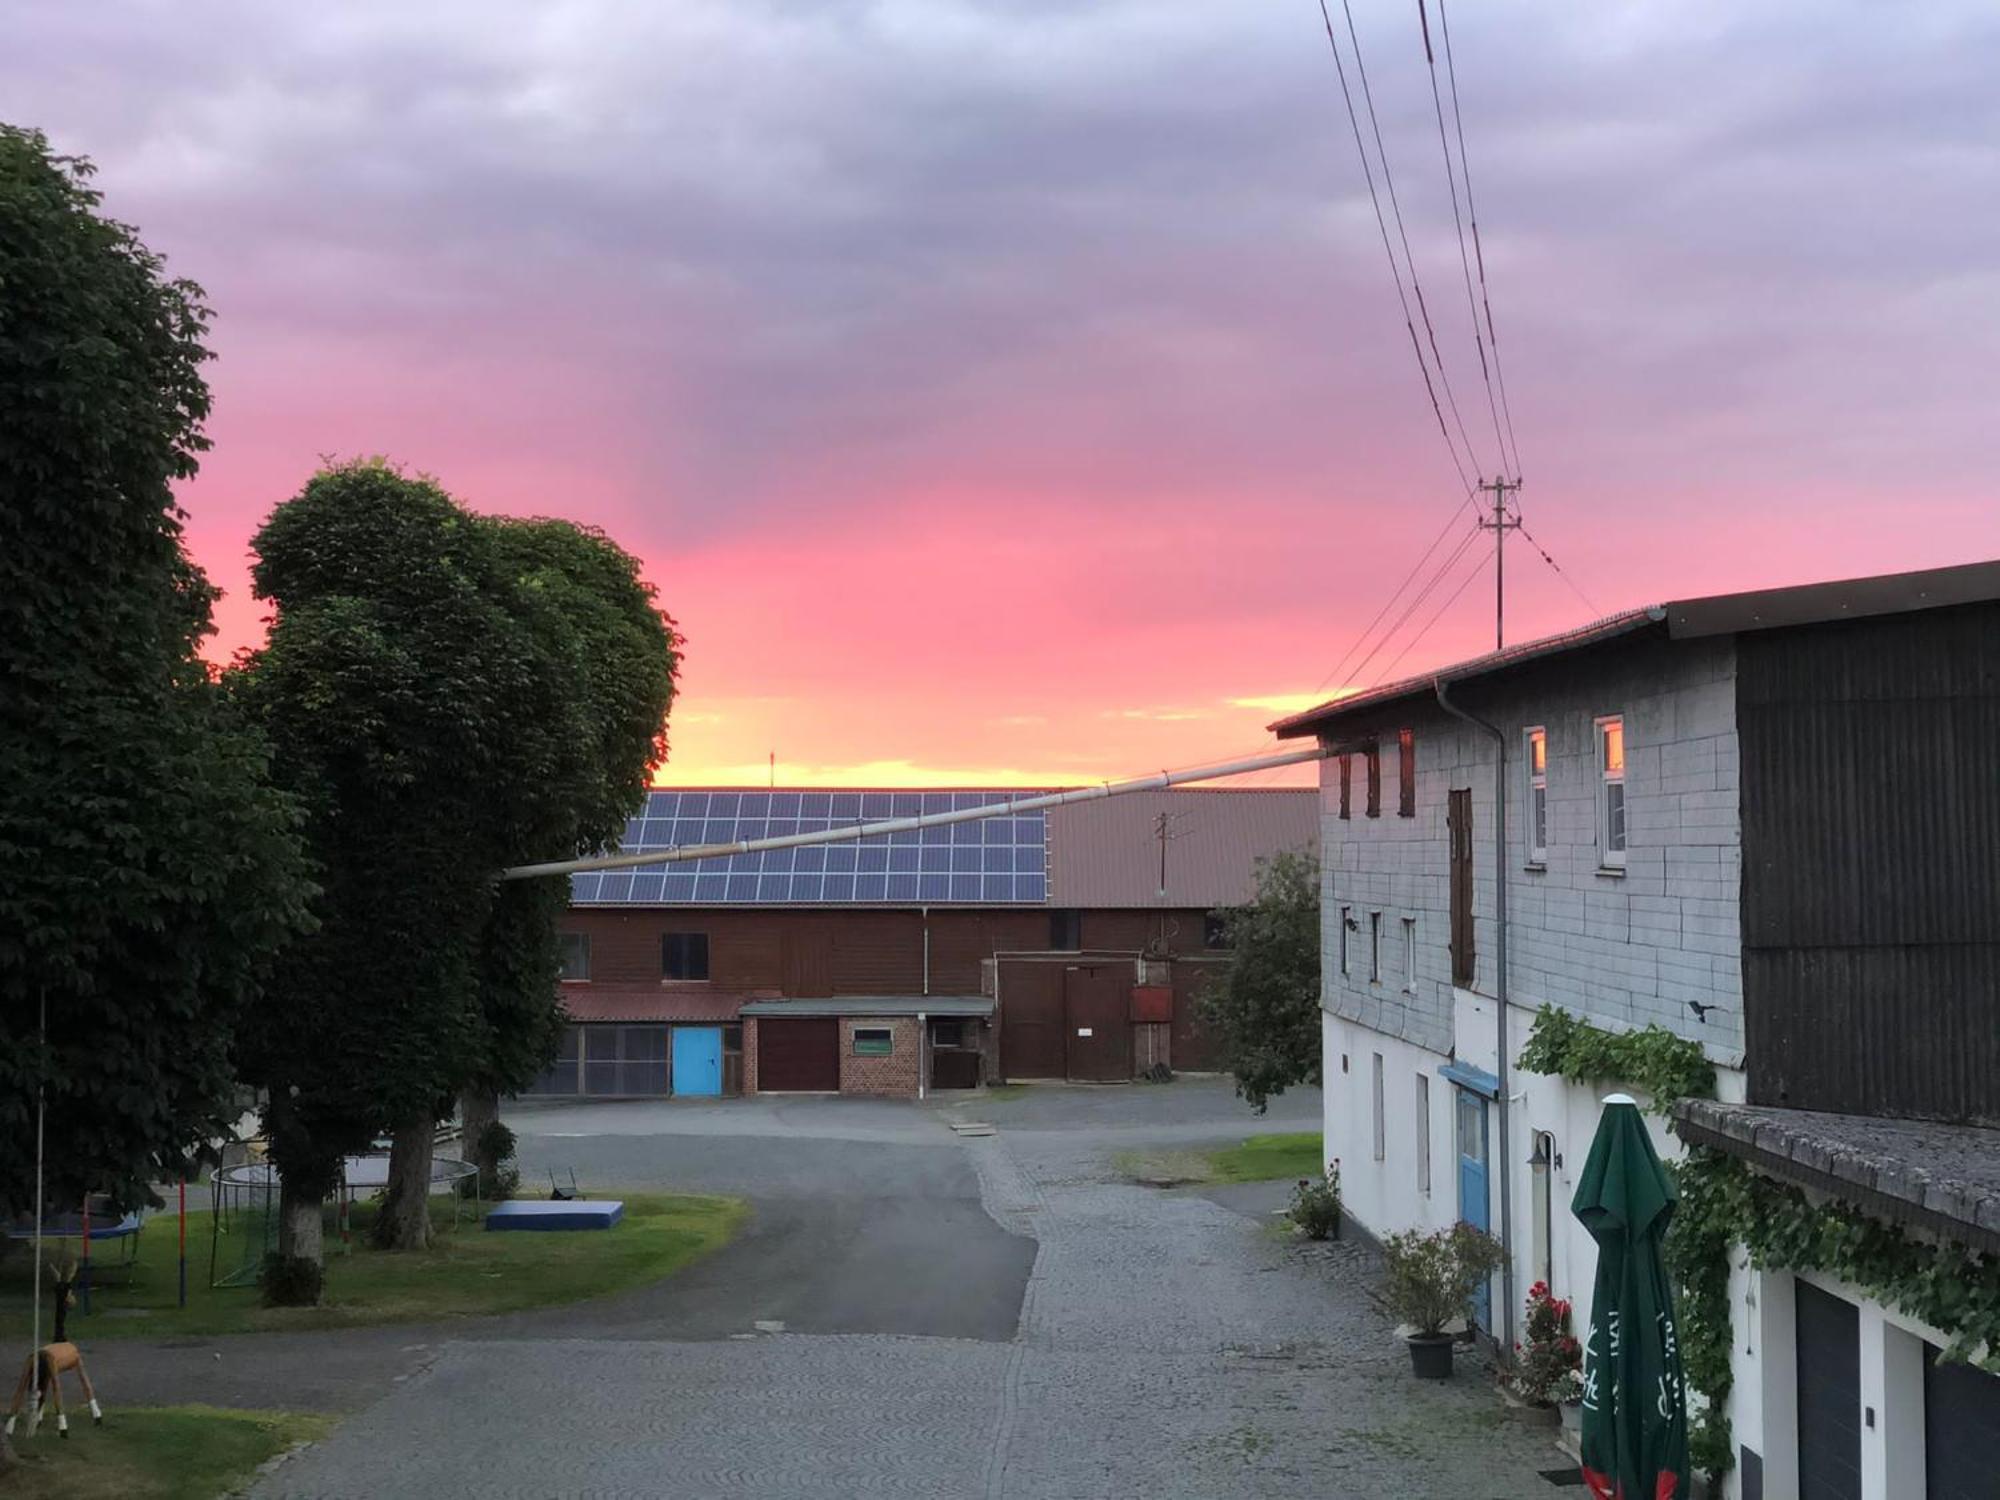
[0,125,313,1219]
[1196,848,1322,1112]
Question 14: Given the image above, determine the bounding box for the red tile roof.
[557,986,751,1024]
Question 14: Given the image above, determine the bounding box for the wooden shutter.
[1339,754,1351,819]
[1398,728,1416,817]
[1366,743,1381,818]
[1448,788,1474,986]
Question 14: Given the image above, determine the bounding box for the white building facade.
[1274,563,2000,1500]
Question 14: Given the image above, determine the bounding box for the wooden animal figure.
[4,1262,103,1439]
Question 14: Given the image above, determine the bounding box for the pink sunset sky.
[9,2,1996,785]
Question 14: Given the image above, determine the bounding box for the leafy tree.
[233,461,554,1277]
[1196,848,1322,1111]
[455,520,678,1181]
[0,125,313,1225]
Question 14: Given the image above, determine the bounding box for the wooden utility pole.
[1477,477,1522,649]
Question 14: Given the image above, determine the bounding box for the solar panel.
[569,789,1049,906]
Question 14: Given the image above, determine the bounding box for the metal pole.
[504,743,1335,881]
[178,1179,188,1309]
[31,989,45,1360]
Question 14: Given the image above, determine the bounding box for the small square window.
[1050,909,1082,950]
[1203,912,1231,950]
[662,931,710,980]
[853,1027,894,1057]
[559,932,590,982]
[930,1019,966,1048]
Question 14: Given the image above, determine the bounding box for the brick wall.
[741,1017,759,1095]
[839,1017,922,1096]
[1319,632,1743,1059]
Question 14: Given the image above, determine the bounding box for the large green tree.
[233,461,557,1277]
[455,519,678,1180]
[0,126,313,1228]
[1197,848,1323,1111]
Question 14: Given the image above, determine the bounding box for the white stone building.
[1271,559,2000,1500]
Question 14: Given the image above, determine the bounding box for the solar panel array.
[568,790,1048,906]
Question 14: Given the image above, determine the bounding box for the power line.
[1336,0,1490,482]
[1369,543,1494,688]
[1313,0,1482,490]
[1515,516,1600,617]
[1305,489,1476,697]
[1418,0,1510,478]
[1437,0,1523,480]
[1342,516,1485,688]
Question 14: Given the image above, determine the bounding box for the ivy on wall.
[1514,1004,1716,1113]
[1519,1003,2000,1486]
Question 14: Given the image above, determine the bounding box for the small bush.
[1288,1163,1342,1240]
[1512,1281,1583,1404]
[259,1253,324,1307]
[1380,1223,1506,1336]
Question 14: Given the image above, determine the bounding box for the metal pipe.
[921,907,931,997]
[503,744,1334,880]
[1432,676,1516,1360]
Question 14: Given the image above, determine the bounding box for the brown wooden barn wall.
[1739,600,2000,1124]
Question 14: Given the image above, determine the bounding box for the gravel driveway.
[224,1080,1569,1498]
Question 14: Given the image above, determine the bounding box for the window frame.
[853,1026,894,1057]
[1416,1072,1432,1195]
[661,931,711,981]
[1523,725,1549,868]
[1594,714,1627,870]
[1339,905,1352,977]
[1401,916,1418,995]
[1371,1052,1386,1162]
[1202,912,1230,950]
[1338,753,1351,820]
[558,932,591,983]
[1397,728,1416,817]
[1368,910,1383,984]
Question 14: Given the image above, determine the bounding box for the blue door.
[1455,1085,1492,1330]
[672,1027,723,1097]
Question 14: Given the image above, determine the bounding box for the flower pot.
[1407,1333,1455,1380]
[1558,1399,1582,1451]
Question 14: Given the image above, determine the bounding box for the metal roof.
[1272,556,2000,740]
[739,996,993,1018]
[1043,789,1319,908]
[558,988,751,1024]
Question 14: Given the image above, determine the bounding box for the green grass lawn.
[0,1192,743,1341]
[1,1406,332,1500]
[1118,1130,1325,1187]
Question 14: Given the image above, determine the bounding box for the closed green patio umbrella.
[1571,1093,1690,1500]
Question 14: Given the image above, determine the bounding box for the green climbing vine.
[1519,1004,2000,1487]
[1514,1003,1716,1113]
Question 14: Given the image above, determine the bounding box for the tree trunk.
[460,1087,500,1180]
[372,1116,435,1251]
[263,1178,327,1306]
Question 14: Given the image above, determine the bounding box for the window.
[1202,912,1230,949]
[1595,715,1627,869]
[1397,728,1416,817]
[1523,726,1548,866]
[661,931,710,980]
[1371,1052,1385,1161]
[1338,753,1352,819]
[1368,911,1383,983]
[1402,917,1417,995]
[930,1019,966,1049]
[1339,906,1352,976]
[1416,1073,1431,1194]
[1365,742,1382,818]
[853,1026,894,1056]
[559,932,590,982]
[1049,909,1082,950]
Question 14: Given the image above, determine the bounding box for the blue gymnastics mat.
[485,1199,624,1232]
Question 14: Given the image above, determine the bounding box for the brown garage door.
[1171,961,1227,1072]
[1064,964,1131,1082]
[758,1017,840,1092]
[1000,961,1066,1080]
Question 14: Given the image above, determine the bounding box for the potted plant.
[1380,1223,1507,1379]
[1288,1161,1342,1240]
[1509,1281,1582,1425]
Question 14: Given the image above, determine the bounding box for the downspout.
[917,1010,928,1101]
[1433,675,1516,1361]
[921,906,931,997]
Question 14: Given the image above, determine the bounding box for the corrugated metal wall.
[1740,600,2000,1123]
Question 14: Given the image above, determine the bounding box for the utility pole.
[1477,476,1522,649]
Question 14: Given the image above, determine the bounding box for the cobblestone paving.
[256,1104,1570,1499]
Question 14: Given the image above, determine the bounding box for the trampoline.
[210,1152,478,1288]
